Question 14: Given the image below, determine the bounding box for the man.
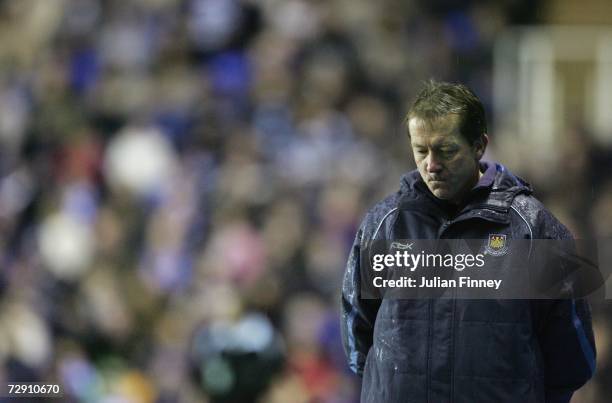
[341,80,596,403]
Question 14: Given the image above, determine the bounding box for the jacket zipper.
[427,216,451,403]
[437,219,452,238]
[437,209,507,402]
[439,220,456,403]
[406,206,506,402]
[426,216,450,403]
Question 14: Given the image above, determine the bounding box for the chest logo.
[484,234,508,256]
[389,241,414,251]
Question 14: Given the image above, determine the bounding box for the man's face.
[409,114,485,204]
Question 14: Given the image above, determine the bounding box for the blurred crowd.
[0,0,610,402]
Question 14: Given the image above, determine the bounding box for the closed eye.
[439,148,457,156]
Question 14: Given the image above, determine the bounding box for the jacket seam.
[388,207,401,239]
[371,207,398,243]
[510,204,533,256]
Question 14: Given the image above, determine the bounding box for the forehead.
[409,115,464,145]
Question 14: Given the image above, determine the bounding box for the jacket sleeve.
[534,298,596,403]
[531,216,597,403]
[340,225,380,376]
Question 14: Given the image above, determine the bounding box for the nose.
[426,153,442,173]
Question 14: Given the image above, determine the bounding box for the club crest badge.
[484,234,508,256]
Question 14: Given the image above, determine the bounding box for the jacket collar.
[398,162,532,214]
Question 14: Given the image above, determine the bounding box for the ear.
[474,134,488,160]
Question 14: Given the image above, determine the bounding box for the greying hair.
[406,80,487,145]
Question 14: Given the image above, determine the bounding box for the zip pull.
[438,220,452,238]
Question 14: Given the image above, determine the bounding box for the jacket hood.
[399,162,532,211]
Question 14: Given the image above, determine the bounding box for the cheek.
[452,159,467,169]
[446,158,471,180]
[414,156,426,168]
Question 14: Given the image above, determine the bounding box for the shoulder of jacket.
[358,191,402,242]
[510,193,573,239]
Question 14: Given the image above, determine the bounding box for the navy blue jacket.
[341,162,596,403]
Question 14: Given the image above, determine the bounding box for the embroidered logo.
[389,241,414,251]
[484,234,508,256]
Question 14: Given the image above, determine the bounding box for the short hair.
[406,80,487,145]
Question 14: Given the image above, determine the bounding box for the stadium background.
[0,0,611,402]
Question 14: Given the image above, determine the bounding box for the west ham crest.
[484,234,508,256]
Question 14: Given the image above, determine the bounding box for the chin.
[432,189,449,199]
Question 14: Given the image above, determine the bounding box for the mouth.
[427,179,447,190]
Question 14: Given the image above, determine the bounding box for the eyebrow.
[411,141,458,148]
